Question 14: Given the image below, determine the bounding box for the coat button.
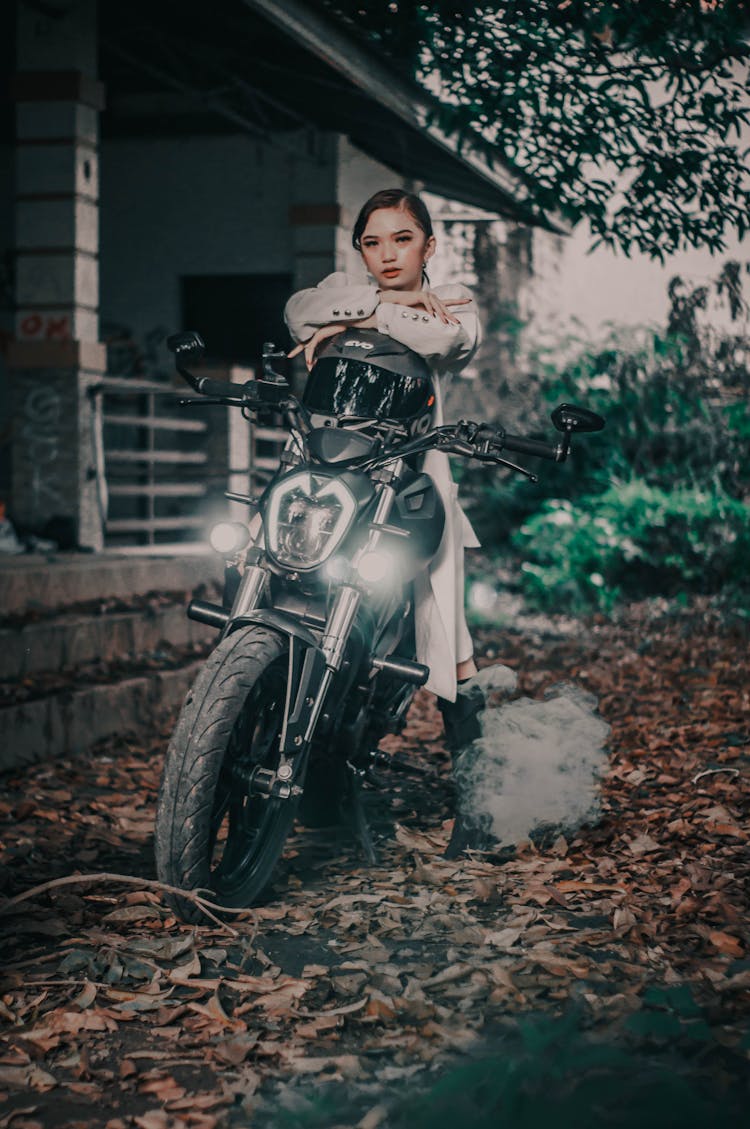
[422,315,430,322]
[412,312,419,320]
[344,309,351,316]
[401,310,409,318]
[357,309,364,316]
[332,309,340,316]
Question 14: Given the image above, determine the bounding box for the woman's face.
[359,206,435,291]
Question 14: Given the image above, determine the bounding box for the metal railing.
[94,376,286,546]
[98,376,208,544]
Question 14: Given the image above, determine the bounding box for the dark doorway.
[181,273,293,374]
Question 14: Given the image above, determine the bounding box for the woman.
[284,188,484,744]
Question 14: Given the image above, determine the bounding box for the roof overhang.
[243,0,566,231]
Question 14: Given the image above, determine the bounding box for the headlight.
[264,471,356,570]
[209,521,251,555]
[325,555,350,582]
[356,549,395,585]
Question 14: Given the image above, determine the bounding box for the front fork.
[229,472,402,800]
[300,475,400,746]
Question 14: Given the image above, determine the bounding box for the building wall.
[424,195,540,425]
[99,132,309,372]
[0,145,13,302]
[334,137,413,279]
[98,129,416,383]
[0,143,14,495]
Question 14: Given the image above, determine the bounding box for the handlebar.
[501,433,563,462]
[168,334,602,477]
[194,375,250,402]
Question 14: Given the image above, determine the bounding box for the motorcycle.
[154,329,604,921]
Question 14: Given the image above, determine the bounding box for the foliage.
[463,265,750,609]
[386,1010,739,1129]
[514,481,750,611]
[278,1004,742,1128]
[317,0,750,259]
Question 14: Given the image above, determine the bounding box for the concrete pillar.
[8,339,106,550]
[289,132,340,294]
[287,132,352,390]
[8,0,106,548]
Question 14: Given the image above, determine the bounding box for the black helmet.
[302,330,435,425]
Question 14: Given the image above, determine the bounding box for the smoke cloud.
[454,667,610,848]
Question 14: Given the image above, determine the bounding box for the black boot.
[437,680,486,755]
[444,812,483,859]
[438,680,487,859]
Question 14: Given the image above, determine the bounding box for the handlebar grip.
[502,433,562,461]
[196,376,249,400]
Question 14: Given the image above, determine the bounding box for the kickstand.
[347,769,378,865]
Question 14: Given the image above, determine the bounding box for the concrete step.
[0,545,226,773]
[1,546,223,618]
[0,602,214,681]
[0,660,205,773]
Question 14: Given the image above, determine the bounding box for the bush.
[513,482,750,612]
[462,264,750,610]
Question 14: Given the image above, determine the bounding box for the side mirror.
[551,403,605,434]
[166,331,206,362]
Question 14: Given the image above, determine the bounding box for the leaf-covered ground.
[1,601,748,1128]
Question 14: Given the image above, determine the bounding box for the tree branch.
[0,872,255,935]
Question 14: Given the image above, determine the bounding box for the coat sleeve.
[375,284,480,371]
[284,272,380,343]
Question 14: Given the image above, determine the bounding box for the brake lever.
[179,397,227,407]
[490,453,538,482]
[446,440,476,457]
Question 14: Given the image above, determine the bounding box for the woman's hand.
[288,323,344,370]
[288,315,378,370]
[378,289,471,326]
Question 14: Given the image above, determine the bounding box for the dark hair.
[351,188,434,251]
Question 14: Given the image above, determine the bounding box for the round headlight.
[209,521,250,555]
[356,549,394,585]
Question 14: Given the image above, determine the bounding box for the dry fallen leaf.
[213,1033,259,1066]
[0,1108,39,1129]
[707,930,745,958]
[625,833,661,856]
[281,1053,361,1078]
[133,1113,172,1129]
[0,1066,57,1092]
[72,981,97,1010]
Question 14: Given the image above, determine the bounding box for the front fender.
[225,608,319,648]
[228,610,327,756]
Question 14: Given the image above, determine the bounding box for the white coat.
[284,272,481,702]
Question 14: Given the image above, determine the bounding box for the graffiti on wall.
[21,384,67,514]
[17,312,73,342]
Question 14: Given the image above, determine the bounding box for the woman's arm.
[375,284,481,370]
[286,275,479,371]
[284,272,380,343]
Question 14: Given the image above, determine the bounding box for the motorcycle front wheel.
[154,625,299,923]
